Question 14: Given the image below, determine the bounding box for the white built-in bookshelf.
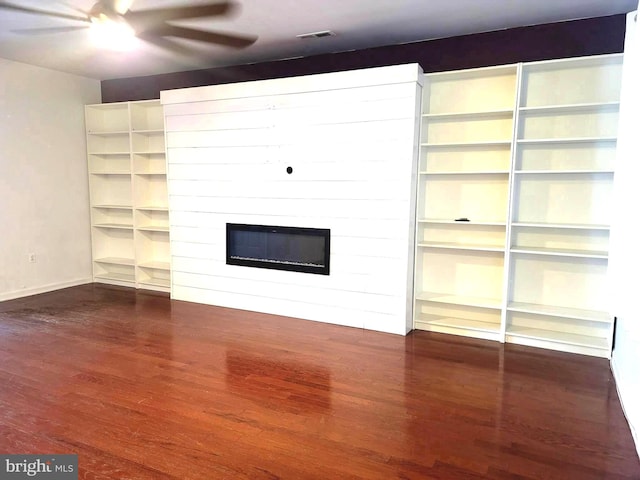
[414,54,623,358]
[85,100,170,292]
[414,64,517,342]
[506,55,621,357]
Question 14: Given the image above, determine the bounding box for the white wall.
[0,58,101,301]
[610,8,640,459]
[162,64,423,335]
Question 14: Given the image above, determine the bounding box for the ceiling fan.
[0,0,257,52]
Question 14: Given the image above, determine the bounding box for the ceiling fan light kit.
[89,14,137,51]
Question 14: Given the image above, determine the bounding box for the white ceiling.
[0,0,637,81]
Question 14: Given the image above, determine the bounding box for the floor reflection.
[225,349,332,414]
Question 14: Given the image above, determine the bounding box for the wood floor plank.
[0,284,638,479]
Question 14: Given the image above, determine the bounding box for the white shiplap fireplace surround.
[161,64,424,335]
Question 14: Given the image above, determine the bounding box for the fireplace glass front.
[226,223,330,275]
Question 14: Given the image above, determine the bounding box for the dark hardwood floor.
[0,284,638,479]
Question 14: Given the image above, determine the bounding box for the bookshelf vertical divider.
[500,63,524,342]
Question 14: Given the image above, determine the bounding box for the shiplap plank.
[163,82,417,116]
[168,196,411,220]
[166,118,416,148]
[172,255,406,286]
[166,140,414,165]
[169,216,410,239]
[172,271,404,313]
[170,257,408,296]
[165,97,417,132]
[168,160,413,182]
[161,64,422,104]
[170,243,406,277]
[172,284,406,331]
[168,179,411,201]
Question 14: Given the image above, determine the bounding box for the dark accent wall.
[102,14,626,103]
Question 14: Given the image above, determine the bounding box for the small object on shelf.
[455,217,470,222]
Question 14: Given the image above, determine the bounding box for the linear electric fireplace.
[226,223,330,275]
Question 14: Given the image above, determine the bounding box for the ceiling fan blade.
[125,1,235,27]
[144,25,257,48]
[0,1,88,23]
[137,32,195,56]
[11,25,89,35]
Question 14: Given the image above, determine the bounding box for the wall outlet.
[28,253,36,263]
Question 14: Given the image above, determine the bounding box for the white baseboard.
[0,278,93,302]
[611,357,640,461]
